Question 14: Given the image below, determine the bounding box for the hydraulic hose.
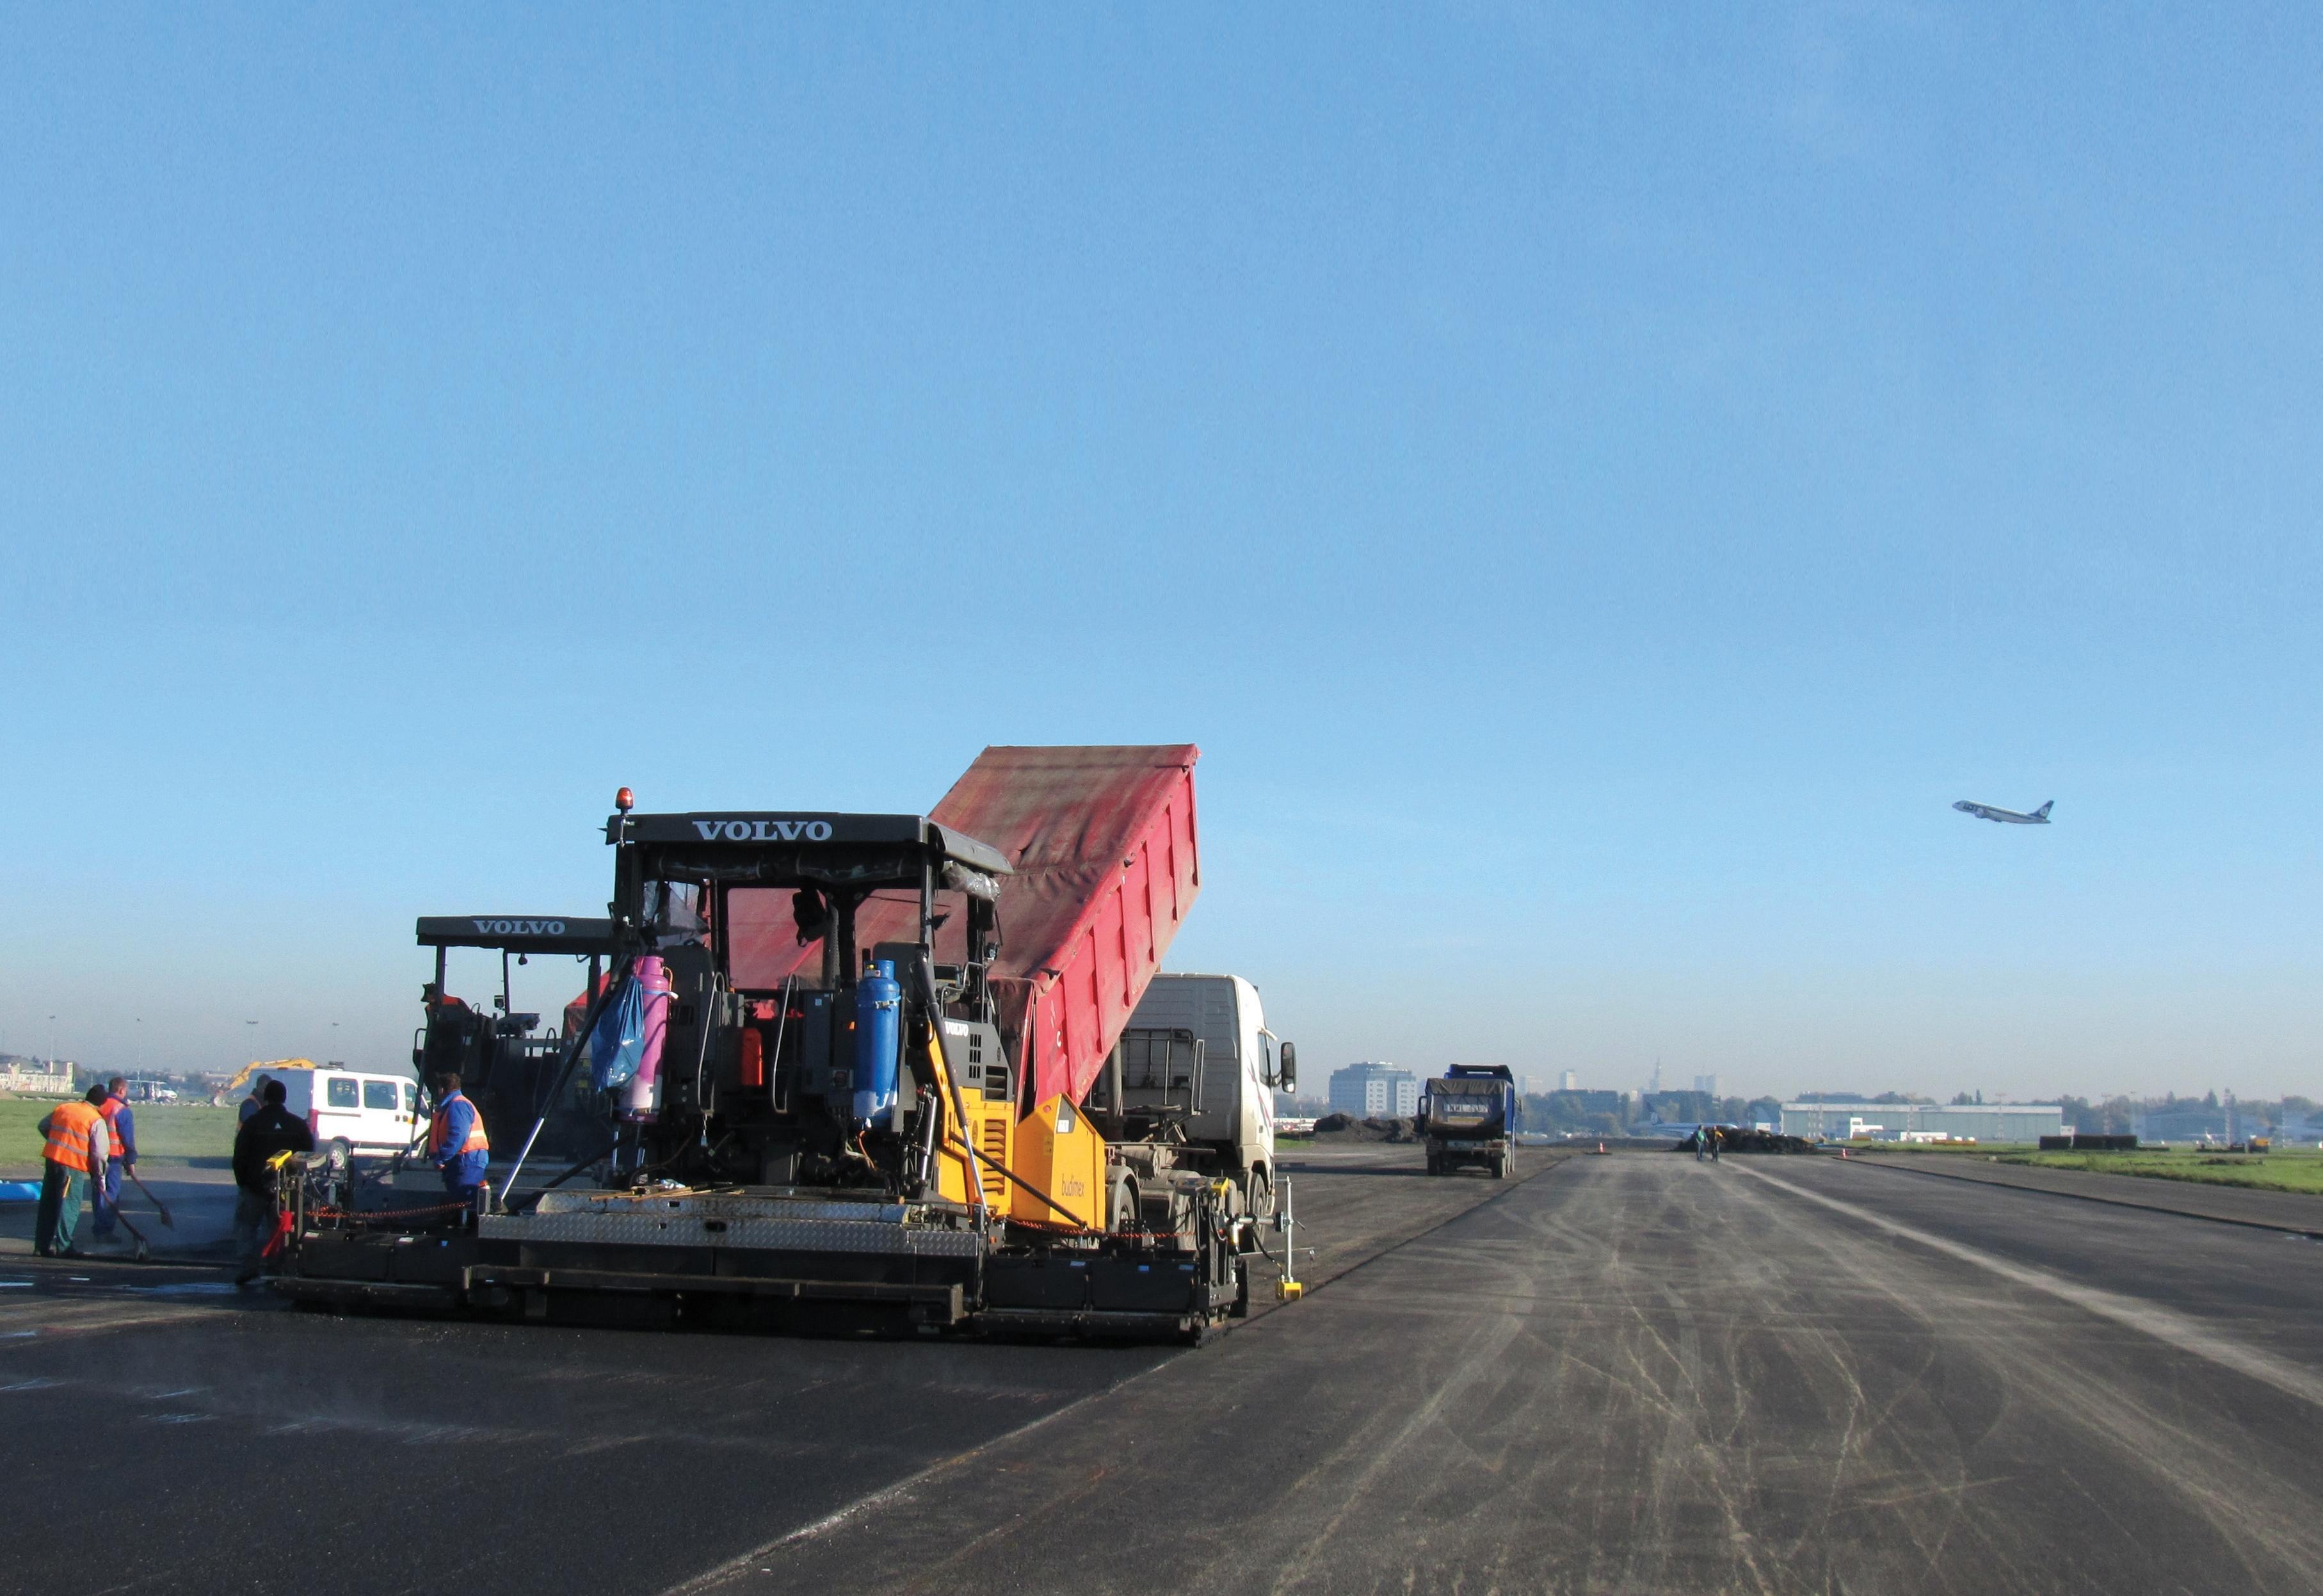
[497,953,636,1209]
[902,956,988,1222]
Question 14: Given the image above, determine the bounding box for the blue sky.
[4,6,2318,1099]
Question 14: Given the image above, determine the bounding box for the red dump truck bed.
[725,745,1201,1109]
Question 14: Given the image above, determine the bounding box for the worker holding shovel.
[91,1076,137,1245]
[33,1086,111,1258]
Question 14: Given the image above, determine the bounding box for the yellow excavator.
[209,1058,318,1107]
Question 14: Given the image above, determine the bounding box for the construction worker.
[33,1085,113,1259]
[239,1074,273,1124]
[1708,1125,1722,1163]
[428,1072,490,1222]
[91,1076,138,1245]
[232,1079,314,1284]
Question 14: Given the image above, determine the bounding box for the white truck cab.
[1119,973,1293,1214]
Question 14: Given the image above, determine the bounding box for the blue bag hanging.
[590,975,647,1092]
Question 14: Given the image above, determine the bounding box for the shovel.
[107,1203,154,1263]
[123,1166,174,1228]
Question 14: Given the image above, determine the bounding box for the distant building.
[2134,1104,2240,1143]
[0,1058,72,1094]
[1693,1074,1720,1099]
[1329,1062,1419,1118]
[1545,1089,1630,1118]
[1781,1102,2064,1142]
[1559,1069,1580,1092]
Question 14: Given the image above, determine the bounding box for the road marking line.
[1733,1162,2323,1411]
[655,1373,1162,1596]
[662,1156,1576,1596]
[1844,1154,2323,1240]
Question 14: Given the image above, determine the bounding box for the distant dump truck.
[1419,1065,1520,1178]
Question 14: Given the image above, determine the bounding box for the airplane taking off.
[1954,799,2054,825]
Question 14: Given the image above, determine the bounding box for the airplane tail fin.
[2032,801,2053,820]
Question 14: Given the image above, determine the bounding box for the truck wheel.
[1107,1172,1141,1234]
[1247,1166,1273,1220]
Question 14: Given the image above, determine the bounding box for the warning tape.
[307,1200,476,1227]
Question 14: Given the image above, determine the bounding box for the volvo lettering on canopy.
[696,818,833,842]
[414,917,618,954]
[609,811,1017,871]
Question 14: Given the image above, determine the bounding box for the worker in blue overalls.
[427,1072,491,1223]
[92,1076,138,1243]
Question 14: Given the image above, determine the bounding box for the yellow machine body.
[922,1026,1107,1230]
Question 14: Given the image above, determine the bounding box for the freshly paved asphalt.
[9,1149,2323,1595]
[1850,1149,2323,1234]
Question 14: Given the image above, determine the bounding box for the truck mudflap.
[1425,1137,1511,1177]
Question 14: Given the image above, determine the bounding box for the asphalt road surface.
[9,1149,2323,1595]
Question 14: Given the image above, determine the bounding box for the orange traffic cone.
[1596,1141,1606,1155]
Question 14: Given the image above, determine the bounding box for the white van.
[1121,973,1292,1213]
[264,1066,430,1156]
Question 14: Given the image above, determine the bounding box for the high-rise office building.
[1328,1062,1419,1118]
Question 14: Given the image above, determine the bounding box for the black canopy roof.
[415,917,618,955]
[607,812,1012,880]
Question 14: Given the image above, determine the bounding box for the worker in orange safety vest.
[428,1072,491,1223]
[33,1085,113,1259]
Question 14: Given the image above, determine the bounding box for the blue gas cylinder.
[851,959,903,1124]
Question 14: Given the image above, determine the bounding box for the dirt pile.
[1671,1127,1817,1155]
[1310,1113,1417,1143]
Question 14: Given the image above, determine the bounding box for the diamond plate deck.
[485,1194,985,1257]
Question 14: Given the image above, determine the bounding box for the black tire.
[1247,1166,1273,1220]
[1107,1173,1141,1234]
